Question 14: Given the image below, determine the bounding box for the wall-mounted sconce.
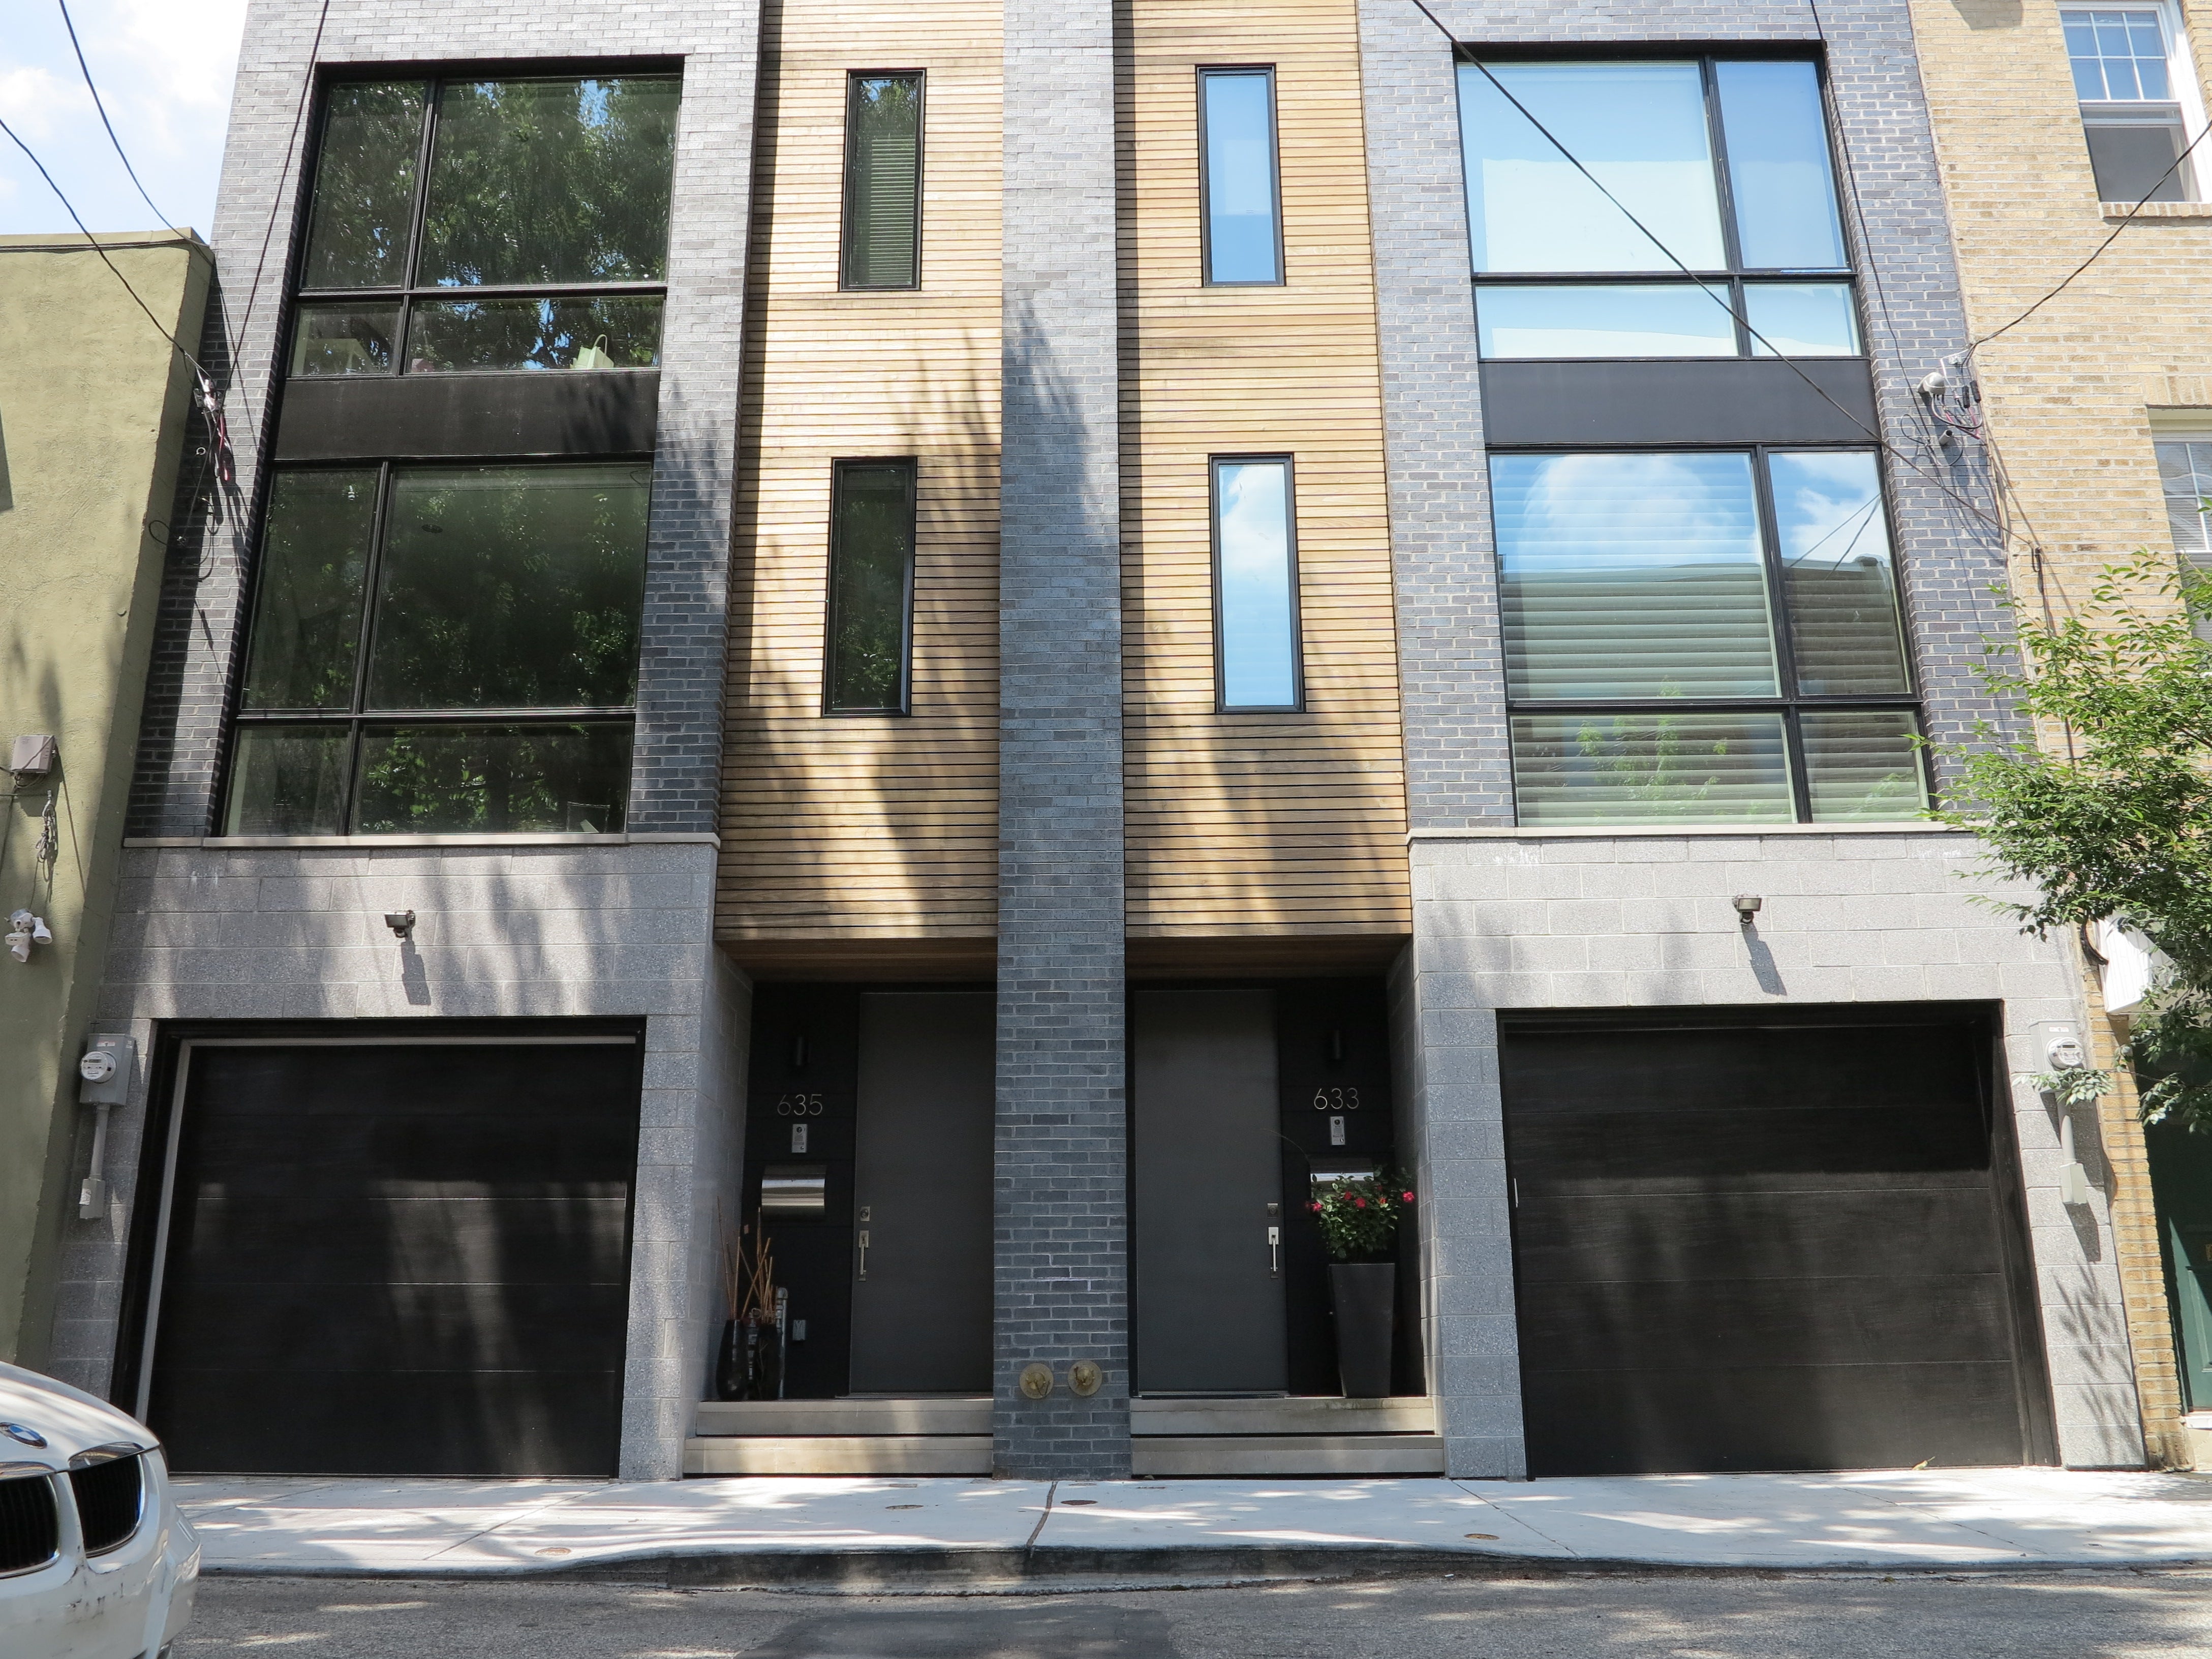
[1732,894,1763,925]
[384,910,416,940]
[6,910,52,963]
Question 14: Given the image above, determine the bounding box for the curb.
[200,1544,2212,1591]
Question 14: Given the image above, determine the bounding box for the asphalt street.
[179,1570,2212,1658]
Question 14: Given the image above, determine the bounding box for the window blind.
[843,75,921,289]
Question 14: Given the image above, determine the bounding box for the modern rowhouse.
[47,3,760,1484]
[1358,0,2145,1476]
[37,0,2150,1486]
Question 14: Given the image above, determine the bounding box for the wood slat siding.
[718,0,1003,951]
[1118,0,1411,944]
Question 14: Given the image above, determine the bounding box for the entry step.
[1132,1433,1445,1477]
[684,1434,993,1476]
[693,1397,992,1438]
[1130,1396,1436,1436]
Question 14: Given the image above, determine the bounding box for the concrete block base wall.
[1396,827,2145,1476]
[49,840,743,1482]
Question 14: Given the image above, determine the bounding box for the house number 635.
[1312,1087,1362,1111]
[776,1094,825,1116]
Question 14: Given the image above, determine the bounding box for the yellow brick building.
[1910,0,2212,1466]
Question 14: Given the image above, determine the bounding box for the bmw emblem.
[1,1423,46,1448]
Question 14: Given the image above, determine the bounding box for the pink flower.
[1353,1197,1367,1209]
[1402,1191,1415,1203]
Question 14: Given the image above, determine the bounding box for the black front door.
[142,1036,640,1477]
[1133,990,1287,1394]
[1503,1012,2047,1476]
[847,992,994,1394]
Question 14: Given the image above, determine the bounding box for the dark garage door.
[1502,1014,2047,1477]
[142,1038,640,1476]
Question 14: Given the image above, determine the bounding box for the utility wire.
[1974,122,2212,348]
[55,0,172,229]
[1411,4,2016,547]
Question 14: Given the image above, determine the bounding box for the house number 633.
[1312,1087,1362,1111]
[776,1095,825,1116]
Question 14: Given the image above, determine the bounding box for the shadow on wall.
[1950,0,2023,28]
[718,0,1004,942]
[1,405,14,511]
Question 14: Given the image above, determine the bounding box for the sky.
[1,0,248,240]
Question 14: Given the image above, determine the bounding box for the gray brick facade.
[63,0,760,1483]
[128,0,759,838]
[992,0,1131,1478]
[1359,1,2127,1477]
[1357,0,2025,834]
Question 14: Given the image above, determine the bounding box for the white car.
[0,1361,198,1659]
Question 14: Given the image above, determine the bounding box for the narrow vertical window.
[842,73,923,289]
[826,460,916,713]
[1200,69,1282,285]
[1213,457,1301,711]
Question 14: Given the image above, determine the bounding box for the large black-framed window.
[1491,445,1927,826]
[223,462,650,835]
[1459,55,1860,361]
[287,72,681,379]
[1198,66,1284,286]
[824,459,917,714]
[1211,454,1303,711]
[841,73,924,290]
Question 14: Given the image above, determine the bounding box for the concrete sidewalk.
[173,1467,2212,1583]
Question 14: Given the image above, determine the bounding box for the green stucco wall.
[0,231,208,1366]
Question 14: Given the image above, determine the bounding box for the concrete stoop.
[683,1397,1443,1478]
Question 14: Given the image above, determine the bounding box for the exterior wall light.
[6,909,52,962]
[384,910,416,940]
[1732,894,1763,925]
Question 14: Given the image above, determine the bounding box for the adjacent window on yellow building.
[2157,437,2212,560]
[2064,6,2205,201]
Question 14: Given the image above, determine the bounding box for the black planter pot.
[714,1318,747,1401]
[1330,1262,1396,1398]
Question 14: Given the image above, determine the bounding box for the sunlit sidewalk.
[171,1467,2212,1577]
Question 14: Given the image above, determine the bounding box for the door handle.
[1267,1224,1281,1276]
[858,1230,870,1281]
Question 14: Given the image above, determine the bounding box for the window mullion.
[403,78,441,293]
[351,462,394,724]
[1700,58,1746,275]
[1782,706,1814,822]
[1750,447,1801,698]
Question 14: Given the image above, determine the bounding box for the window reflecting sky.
[1216,459,1298,708]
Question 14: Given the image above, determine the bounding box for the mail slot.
[760,1163,827,1216]
[1308,1161,1380,1193]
